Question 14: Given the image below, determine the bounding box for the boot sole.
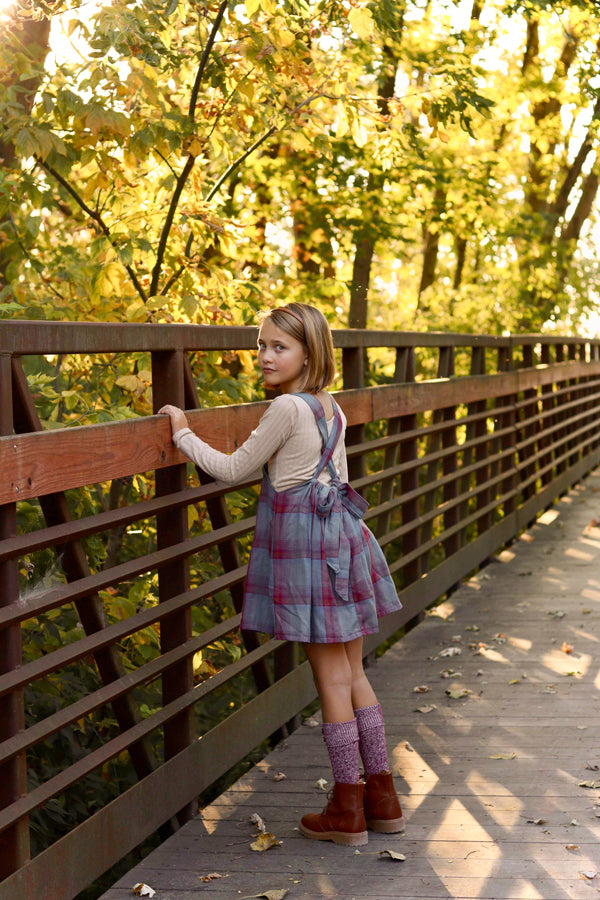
[299,823,368,846]
[367,816,405,833]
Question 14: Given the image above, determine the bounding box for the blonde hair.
[259,302,336,393]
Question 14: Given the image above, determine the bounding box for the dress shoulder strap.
[293,392,343,480]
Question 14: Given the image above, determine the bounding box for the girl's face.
[257,318,308,394]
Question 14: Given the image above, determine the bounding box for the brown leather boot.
[364,771,405,833]
[300,782,368,846]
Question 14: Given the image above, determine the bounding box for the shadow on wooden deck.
[100,473,600,900]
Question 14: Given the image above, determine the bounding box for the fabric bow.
[311,480,368,602]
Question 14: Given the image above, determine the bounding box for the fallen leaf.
[579,870,598,881]
[315,778,328,791]
[132,886,155,898]
[439,647,462,657]
[273,772,287,781]
[465,624,480,632]
[543,685,557,693]
[303,717,319,727]
[201,873,223,882]
[585,763,599,771]
[249,812,267,833]
[378,849,406,861]
[578,781,598,789]
[492,633,508,643]
[561,642,574,654]
[415,704,437,714]
[445,688,471,699]
[527,818,547,825]
[413,684,431,693]
[566,844,579,851]
[250,832,282,852]
[570,819,580,826]
[509,678,521,685]
[245,890,288,900]
[547,609,566,618]
[489,752,516,760]
[440,669,461,678]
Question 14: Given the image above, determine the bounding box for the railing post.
[464,345,491,540]
[539,343,554,486]
[0,353,30,879]
[342,345,365,481]
[419,346,455,567]
[152,349,196,823]
[496,341,517,519]
[439,347,458,566]
[519,343,539,507]
[397,348,423,631]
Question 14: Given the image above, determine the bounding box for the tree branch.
[150,1,228,297]
[561,168,600,243]
[189,1,228,123]
[36,155,149,302]
[545,98,600,240]
[157,90,326,297]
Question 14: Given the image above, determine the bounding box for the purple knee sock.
[322,718,360,784]
[354,703,390,775]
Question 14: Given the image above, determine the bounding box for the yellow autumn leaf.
[351,117,368,148]
[274,25,295,47]
[250,832,282,852]
[292,132,312,151]
[335,105,349,139]
[378,849,406,861]
[116,374,143,392]
[245,0,261,15]
[348,7,375,39]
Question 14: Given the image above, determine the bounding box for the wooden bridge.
[1,322,600,900]
[100,475,600,899]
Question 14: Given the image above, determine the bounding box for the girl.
[159,302,404,847]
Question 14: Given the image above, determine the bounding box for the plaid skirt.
[241,394,401,643]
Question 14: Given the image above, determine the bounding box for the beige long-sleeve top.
[172,393,348,492]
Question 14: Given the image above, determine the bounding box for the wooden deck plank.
[99,472,600,900]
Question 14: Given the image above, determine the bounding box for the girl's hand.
[158,404,189,435]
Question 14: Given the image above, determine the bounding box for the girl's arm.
[158,396,298,484]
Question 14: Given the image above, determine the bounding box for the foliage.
[2,0,600,879]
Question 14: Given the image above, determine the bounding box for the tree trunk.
[0,10,53,289]
[347,38,400,329]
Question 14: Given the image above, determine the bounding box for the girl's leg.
[344,637,405,834]
[303,641,359,784]
[344,637,390,774]
[300,641,367,845]
[304,641,355,723]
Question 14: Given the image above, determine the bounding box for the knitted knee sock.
[322,719,360,784]
[354,703,390,775]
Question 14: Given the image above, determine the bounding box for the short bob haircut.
[259,302,336,393]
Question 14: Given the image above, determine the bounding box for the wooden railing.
[1,322,600,900]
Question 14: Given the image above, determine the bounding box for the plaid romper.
[241,392,401,643]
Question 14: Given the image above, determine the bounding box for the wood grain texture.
[97,471,600,900]
[5,361,600,505]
